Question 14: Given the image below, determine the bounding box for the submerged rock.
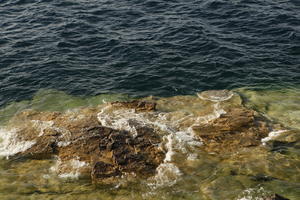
[263,194,290,200]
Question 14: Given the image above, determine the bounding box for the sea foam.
[0,128,36,158]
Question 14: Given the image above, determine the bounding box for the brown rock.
[110,100,156,112]
[9,102,164,184]
[57,126,164,183]
[92,161,121,183]
[192,107,273,153]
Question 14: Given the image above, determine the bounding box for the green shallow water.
[0,87,299,200]
[0,89,133,126]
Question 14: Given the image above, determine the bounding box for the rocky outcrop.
[192,107,280,153]
[7,101,164,183]
[2,95,290,184]
[57,126,164,184]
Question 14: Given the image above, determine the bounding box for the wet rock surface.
[192,107,278,153]
[6,101,164,183]
[1,95,292,184]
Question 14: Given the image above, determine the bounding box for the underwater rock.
[263,194,290,200]
[192,107,277,153]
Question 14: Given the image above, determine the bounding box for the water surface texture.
[1,0,300,107]
[0,0,300,200]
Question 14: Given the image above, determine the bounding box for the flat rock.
[192,107,276,153]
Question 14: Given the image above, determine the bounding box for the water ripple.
[0,0,299,106]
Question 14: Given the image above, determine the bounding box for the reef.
[0,90,295,185]
[4,101,164,183]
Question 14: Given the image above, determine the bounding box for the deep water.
[1,0,300,107]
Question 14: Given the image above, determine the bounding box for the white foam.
[197,90,234,102]
[31,119,72,142]
[261,130,287,145]
[237,187,269,200]
[51,157,89,179]
[97,106,148,137]
[97,104,204,186]
[196,103,226,124]
[57,141,71,147]
[164,134,174,162]
[31,120,54,136]
[0,128,36,158]
[149,163,182,187]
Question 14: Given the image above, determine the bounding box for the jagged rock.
[8,101,164,183]
[192,107,275,153]
[57,126,164,183]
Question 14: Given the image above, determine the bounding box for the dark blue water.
[1,0,300,107]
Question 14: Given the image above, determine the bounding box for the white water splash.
[0,128,36,158]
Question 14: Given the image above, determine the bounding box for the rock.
[92,161,121,184]
[2,97,290,184]
[263,194,289,200]
[57,126,164,183]
[8,102,164,184]
[110,100,156,112]
[192,107,274,153]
